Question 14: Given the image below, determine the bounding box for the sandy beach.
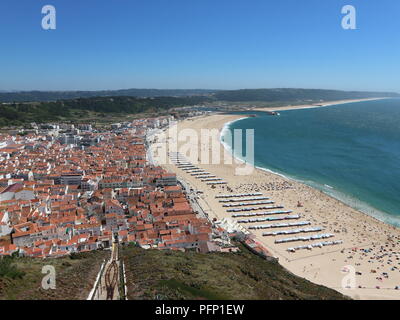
[252,97,389,112]
[150,103,400,300]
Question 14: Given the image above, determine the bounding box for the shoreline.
[252,97,389,112]
[150,112,400,300]
[221,118,400,229]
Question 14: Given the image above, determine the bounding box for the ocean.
[222,99,400,227]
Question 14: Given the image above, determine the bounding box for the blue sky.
[1,0,400,91]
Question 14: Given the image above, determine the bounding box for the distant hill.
[0,95,212,127]
[1,88,398,104]
[0,89,217,103]
[213,88,400,102]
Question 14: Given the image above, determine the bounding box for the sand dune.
[253,97,388,112]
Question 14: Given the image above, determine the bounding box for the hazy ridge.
[1,88,398,103]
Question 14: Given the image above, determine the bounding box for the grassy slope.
[0,250,109,300]
[122,244,348,300]
[0,244,349,300]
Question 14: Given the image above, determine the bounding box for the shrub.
[0,257,25,279]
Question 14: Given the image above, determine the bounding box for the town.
[0,115,247,258]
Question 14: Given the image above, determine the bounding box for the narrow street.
[92,240,121,300]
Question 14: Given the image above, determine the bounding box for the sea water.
[222,99,400,227]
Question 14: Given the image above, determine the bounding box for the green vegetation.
[0,250,109,300]
[121,244,348,300]
[0,95,211,127]
[0,254,25,280]
[0,245,349,300]
[0,89,216,103]
[2,88,398,104]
